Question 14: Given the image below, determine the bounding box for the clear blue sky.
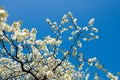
[0,0,120,79]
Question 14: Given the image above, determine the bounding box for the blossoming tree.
[0,7,119,80]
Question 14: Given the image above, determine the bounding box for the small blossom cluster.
[107,72,118,80]
[82,18,99,41]
[0,7,8,22]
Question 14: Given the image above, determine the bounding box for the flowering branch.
[0,7,119,80]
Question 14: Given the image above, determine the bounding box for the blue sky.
[0,0,120,79]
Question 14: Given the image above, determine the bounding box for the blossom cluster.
[0,7,119,80]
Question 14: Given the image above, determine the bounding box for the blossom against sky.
[0,0,120,77]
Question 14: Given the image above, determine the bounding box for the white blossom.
[61,14,68,25]
[83,26,88,31]
[79,62,84,70]
[95,35,99,39]
[71,31,76,36]
[46,18,52,26]
[85,73,90,80]
[45,35,62,46]
[69,26,74,29]
[31,28,37,34]
[35,40,42,45]
[89,18,95,26]
[73,18,77,23]
[72,46,77,56]
[76,26,81,30]
[68,12,73,19]
[107,72,118,80]
[2,23,12,32]
[64,74,71,80]
[11,21,21,32]
[10,46,14,54]
[88,57,97,66]
[83,38,88,41]
[68,37,73,40]
[91,27,98,33]
[0,8,8,22]
[90,33,94,36]
[46,70,54,78]
[94,74,99,80]
[77,41,82,48]
[0,9,5,14]
[60,28,68,34]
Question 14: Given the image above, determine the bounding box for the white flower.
[44,36,62,46]
[46,18,52,26]
[11,46,14,54]
[88,57,97,66]
[76,26,81,30]
[22,28,29,37]
[0,30,3,36]
[61,14,68,25]
[79,52,83,61]
[11,21,21,32]
[31,28,37,34]
[79,62,84,70]
[83,38,87,41]
[72,46,77,56]
[68,37,73,40]
[94,74,99,80]
[0,9,8,22]
[14,31,20,37]
[89,18,95,26]
[90,33,94,36]
[18,44,23,52]
[64,74,71,80]
[0,58,11,63]
[91,27,98,33]
[32,48,39,54]
[17,52,23,60]
[85,73,90,80]
[60,28,68,34]
[73,18,77,23]
[46,71,54,78]
[27,38,35,45]
[95,62,103,69]
[68,12,73,19]
[62,14,67,20]
[69,26,74,29]
[107,72,118,80]
[71,31,76,36]
[95,36,99,39]
[75,30,79,33]
[0,9,5,14]
[77,41,82,48]
[35,40,42,45]
[55,40,62,46]
[83,26,88,31]
[53,22,57,25]
[2,23,12,32]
